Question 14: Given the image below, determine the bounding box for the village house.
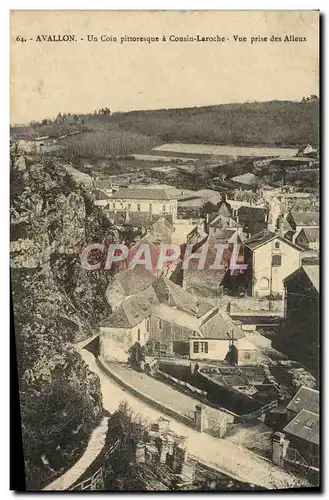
[188,309,246,362]
[216,197,233,217]
[281,386,319,468]
[294,227,320,251]
[100,275,249,363]
[286,386,319,422]
[177,189,224,218]
[243,230,303,298]
[282,265,319,371]
[285,211,319,234]
[106,187,178,227]
[234,205,269,237]
[105,266,157,312]
[206,213,238,237]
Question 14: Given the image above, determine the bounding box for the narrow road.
[79,348,306,490]
[43,416,109,491]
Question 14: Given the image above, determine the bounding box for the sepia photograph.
[10,9,320,491]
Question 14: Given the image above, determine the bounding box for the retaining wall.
[97,356,195,429]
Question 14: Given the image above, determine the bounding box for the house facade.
[106,188,178,226]
[100,276,247,363]
[243,231,302,297]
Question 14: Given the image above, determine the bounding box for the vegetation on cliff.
[10,147,114,489]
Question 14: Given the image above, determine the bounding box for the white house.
[108,187,178,221]
[99,276,247,363]
[243,230,303,298]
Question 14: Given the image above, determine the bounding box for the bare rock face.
[49,191,86,254]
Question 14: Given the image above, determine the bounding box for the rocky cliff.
[10,148,113,489]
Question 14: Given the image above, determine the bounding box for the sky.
[10,10,319,124]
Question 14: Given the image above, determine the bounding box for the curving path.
[43,416,109,491]
[80,348,308,490]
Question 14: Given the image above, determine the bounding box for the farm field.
[153,143,299,158]
[131,153,198,162]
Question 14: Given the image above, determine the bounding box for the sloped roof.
[112,188,171,200]
[244,230,303,251]
[200,311,244,340]
[208,229,237,243]
[286,386,319,415]
[302,227,320,243]
[237,206,267,222]
[290,211,319,227]
[234,338,257,350]
[209,214,237,229]
[115,266,157,296]
[151,217,174,242]
[151,303,202,333]
[216,200,233,218]
[100,286,160,328]
[283,409,319,445]
[302,265,320,292]
[243,230,276,250]
[231,172,259,186]
[152,277,213,318]
[283,265,319,293]
[93,189,111,200]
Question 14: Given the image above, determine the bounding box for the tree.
[128,342,146,371]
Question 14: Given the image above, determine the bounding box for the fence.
[69,439,120,491]
[240,400,278,421]
[70,467,104,491]
[157,369,208,397]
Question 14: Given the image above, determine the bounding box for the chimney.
[204,213,210,234]
[194,405,207,433]
[272,432,289,467]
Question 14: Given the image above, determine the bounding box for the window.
[162,205,166,213]
[155,341,160,351]
[158,319,162,330]
[260,277,270,290]
[146,319,150,332]
[275,242,280,249]
[137,203,141,212]
[200,342,208,354]
[149,203,152,212]
[137,329,140,342]
[193,341,208,354]
[112,203,115,209]
[272,255,282,267]
[244,351,251,360]
[128,203,131,210]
